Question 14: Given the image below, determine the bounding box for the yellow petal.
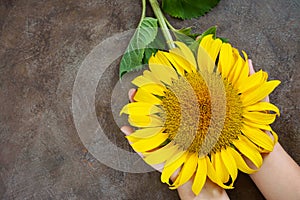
[128,115,163,127]
[221,148,238,185]
[139,83,166,96]
[133,88,161,105]
[241,80,281,106]
[237,70,267,93]
[270,129,278,144]
[130,132,168,152]
[206,156,233,189]
[212,152,229,183]
[200,34,222,63]
[144,69,163,83]
[232,47,240,63]
[165,149,186,167]
[143,70,162,84]
[171,153,198,188]
[143,142,178,165]
[227,147,256,174]
[199,34,212,49]
[218,43,234,78]
[197,44,215,73]
[168,50,194,74]
[125,135,139,143]
[243,119,272,131]
[174,41,197,70]
[163,51,185,75]
[161,151,188,185]
[227,48,244,85]
[241,51,249,76]
[131,75,158,87]
[128,127,164,139]
[192,157,207,195]
[241,124,274,152]
[254,129,278,146]
[120,102,162,115]
[149,57,178,85]
[152,51,173,69]
[233,136,263,168]
[234,51,250,86]
[243,111,277,125]
[244,102,280,116]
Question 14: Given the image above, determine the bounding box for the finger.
[128,88,137,102]
[248,59,255,75]
[120,125,134,136]
[152,163,164,173]
[262,95,270,103]
[170,168,182,182]
[248,59,270,103]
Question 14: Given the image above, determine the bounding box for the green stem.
[139,0,147,26]
[149,0,175,49]
[140,0,146,24]
[164,16,177,32]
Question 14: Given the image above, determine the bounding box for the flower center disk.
[161,71,243,155]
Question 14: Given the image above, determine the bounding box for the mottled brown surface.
[0,0,299,199]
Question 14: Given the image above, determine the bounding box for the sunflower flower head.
[121,34,280,195]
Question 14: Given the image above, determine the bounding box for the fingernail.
[128,89,136,97]
[120,126,127,134]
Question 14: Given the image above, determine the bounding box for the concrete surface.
[0,0,299,199]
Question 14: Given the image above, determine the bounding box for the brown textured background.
[0,0,299,199]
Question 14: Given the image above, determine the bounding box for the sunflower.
[121,34,280,195]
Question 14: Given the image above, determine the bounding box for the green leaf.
[143,48,157,64]
[119,17,158,78]
[189,40,201,54]
[196,26,229,43]
[196,26,217,41]
[162,0,220,20]
[173,27,201,45]
[219,37,229,43]
[176,27,201,39]
[142,30,166,64]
